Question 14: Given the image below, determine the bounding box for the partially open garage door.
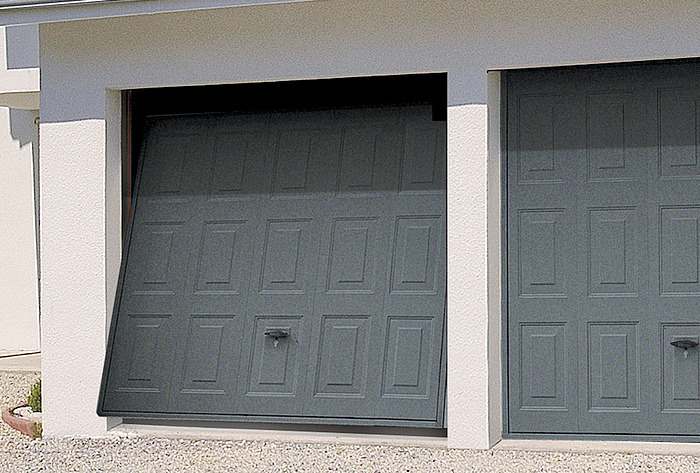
[507,61,700,437]
[99,101,446,427]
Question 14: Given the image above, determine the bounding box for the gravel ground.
[3,372,700,472]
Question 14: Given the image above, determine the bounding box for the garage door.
[507,62,700,436]
[98,104,446,426]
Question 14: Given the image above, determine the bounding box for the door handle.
[264,329,289,347]
[671,339,699,358]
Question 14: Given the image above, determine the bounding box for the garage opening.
[99,74,447,428]
[505,60,700,439]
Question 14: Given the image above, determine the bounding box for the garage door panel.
[587,207,641,298]
[208,121,274,201]
[312,315,372,397]
[101,104,446,425]
[167,314,241,414]
[661,323,700,412]
[271,124,340,199]
[658,88,700,180]
[235,314,309,416]
[389,215,442,295]
[190,219,253,295]
[513,94,572,185]
[508,63,700,437]
[122,221,190,296]
[372,315,442,421]
[101,313,178,413]
[257,218,316,295]
[324,216,383,294]
[585,91,648,183]
[400,111,446,194]
[508,320,579,432]
[337,113,402,195]
[660,206,700,296]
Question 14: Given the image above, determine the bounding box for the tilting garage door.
[99,104,446,426]
[507,62,700,436]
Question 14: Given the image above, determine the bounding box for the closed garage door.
[507,62,700,436]
[99,102,446,426]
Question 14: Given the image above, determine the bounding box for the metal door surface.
[507,62,700,436]
[99,105,446,426]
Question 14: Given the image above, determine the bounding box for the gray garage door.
[99,105,446,426]
[507,62,700,436]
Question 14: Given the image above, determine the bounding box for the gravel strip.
[3,372,700,472]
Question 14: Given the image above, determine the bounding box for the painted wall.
[37,0,700,447]
[0,25,39,356]
[0,105,39,355]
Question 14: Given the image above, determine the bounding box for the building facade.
[3,0,700,449]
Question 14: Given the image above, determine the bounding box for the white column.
[40,119,111,436]
[446,104,491,449]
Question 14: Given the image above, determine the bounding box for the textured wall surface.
[0,106,38,355]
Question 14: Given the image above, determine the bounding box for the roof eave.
[0,0,318,26]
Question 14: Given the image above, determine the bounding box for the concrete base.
[113,422,449,449]
[495,439,700,457]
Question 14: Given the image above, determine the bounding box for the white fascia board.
[0,67,39,108]
[0,0,321,26]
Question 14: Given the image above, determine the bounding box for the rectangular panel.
[326,217,380,294]
[336,116,400,195]
[131,222,185,295]
[117,315,171,393]
[246,316,302,396]
[517,94,566,184]
[179,316,237,395]
[659,89,700,179]
[661,206,700,295]
[587,323,638,411]
[339,126,380,191]
[518,210,566,297]
[390,216,441,294]
[382,317,434,399]
[314,316,370,397]
[208,129,270,200]
[259,219,312,294]
[588,208,637,296]
[662,324,700,412]
[400,119,446,193]
[272,129,315,196]
[194,221,247,294]
[144,132,194,197]
[587,92,637,181]
[519,323,568,409]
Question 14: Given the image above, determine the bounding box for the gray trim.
[0,0,318,26]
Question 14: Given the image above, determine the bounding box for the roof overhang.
[0,0,319,26]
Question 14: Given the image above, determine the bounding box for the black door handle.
[671,339,699,358]
[264,329,289,346]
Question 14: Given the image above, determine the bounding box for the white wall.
[38,0,700,446]
[0,106,39,355]
[0,24,40,356]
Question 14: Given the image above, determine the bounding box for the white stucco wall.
[37,0,700,447]
[0,25,40,356]
[0,106,39,355]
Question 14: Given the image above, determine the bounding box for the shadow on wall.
[9,108,38,147]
